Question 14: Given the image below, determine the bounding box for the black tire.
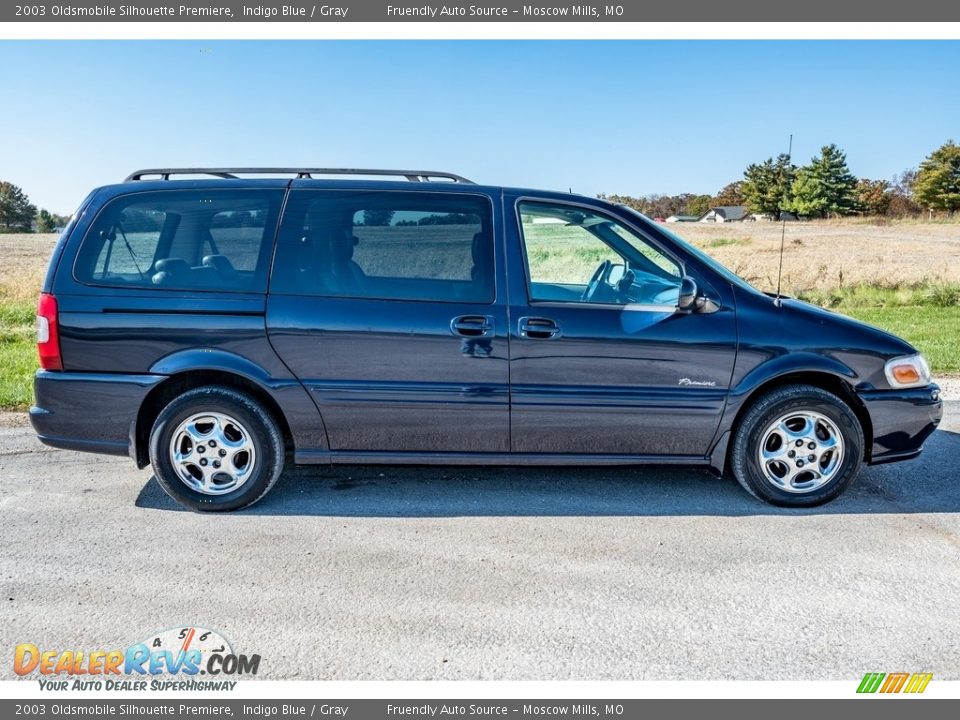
[730,384,864,507]
[149,386,284,512]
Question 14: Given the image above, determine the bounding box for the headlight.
[884,353,931,388]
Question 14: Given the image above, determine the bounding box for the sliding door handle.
[518,317,561,339]
[450,315,494,337]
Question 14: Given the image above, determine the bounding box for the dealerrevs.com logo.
[857,672,933,694]
[13,626,260,691]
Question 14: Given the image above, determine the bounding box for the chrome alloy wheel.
[757,410,844,493]
[169,412,256,495]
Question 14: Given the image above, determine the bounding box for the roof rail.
[124,168,475,184]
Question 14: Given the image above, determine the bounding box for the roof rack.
[124,168,475,184]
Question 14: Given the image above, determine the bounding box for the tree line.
[0,181,70,233]
[599,139,960,220]
[3,140,959,233]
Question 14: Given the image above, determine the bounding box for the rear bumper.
[858,384,943,464]
[30,370,166,460]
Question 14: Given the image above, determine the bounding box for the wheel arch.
[133,368,293,469]
[730,370,873,461]
[716,370,873,475]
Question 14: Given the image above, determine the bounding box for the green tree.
[0,181,37,233]
[685,194,713,217]
[913,140,960,214]
[855,179,891,216]
[362,209,395,226]
[785,144,858,218]
[36,209,57,233]
[712,181,746,207]
[742,154,795,218]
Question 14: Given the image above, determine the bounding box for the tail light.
[37,293,62,371]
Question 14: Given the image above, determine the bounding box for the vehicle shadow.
[135,429,960,517]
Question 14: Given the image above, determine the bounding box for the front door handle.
[518,316,561,340]
[450,315,494,338]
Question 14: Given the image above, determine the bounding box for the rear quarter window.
[73,188,284,293]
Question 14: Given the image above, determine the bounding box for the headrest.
[154,257,189,275]
[151,257,189,286]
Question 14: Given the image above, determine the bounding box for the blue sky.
[1,40,958,213]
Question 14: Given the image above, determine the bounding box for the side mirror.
[678,276,698,310]
[677,275,720,314]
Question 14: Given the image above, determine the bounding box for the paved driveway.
[1,398,957,680]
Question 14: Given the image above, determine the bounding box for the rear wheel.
[730,384,864,507]
[149,386,284,512]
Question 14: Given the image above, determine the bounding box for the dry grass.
[0,233,57,303]
[5,222,960,299]
[664,219,960,294]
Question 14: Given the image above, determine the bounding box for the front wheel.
[730,384,864,507]
[149,386,285,512]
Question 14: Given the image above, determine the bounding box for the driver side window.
[518,201,681,306]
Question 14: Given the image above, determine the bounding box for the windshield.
[619,206,761,294]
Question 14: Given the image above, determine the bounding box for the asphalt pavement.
[1,394,957,680]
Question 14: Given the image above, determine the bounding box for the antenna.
[773,134,793,308]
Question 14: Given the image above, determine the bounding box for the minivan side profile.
[30,168,943,511]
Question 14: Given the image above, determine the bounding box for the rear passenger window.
[74,189,284,293]
[271,190,494,303]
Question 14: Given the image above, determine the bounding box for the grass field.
[844,305,960,372]
[0,234,53,410]
[0,300,34,410]
[0,221,958,410]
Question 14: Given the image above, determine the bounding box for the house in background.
[698,205,750,223]
[665,214,700,223]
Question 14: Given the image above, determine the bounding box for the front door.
[267,187,509,458]
[507,197,737,458]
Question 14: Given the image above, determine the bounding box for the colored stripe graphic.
[857,673,885,693]
[881,672,910,693]
[904,673,933,694]
[857,672,932,694]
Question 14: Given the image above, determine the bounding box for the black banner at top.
[5,0,960,22]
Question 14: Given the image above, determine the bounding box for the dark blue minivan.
[31,168,943,511]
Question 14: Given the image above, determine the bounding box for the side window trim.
[513,196,685,311]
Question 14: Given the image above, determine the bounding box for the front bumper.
[858,383,943,464]
[30,370,166,460]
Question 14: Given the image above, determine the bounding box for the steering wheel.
[581,259,613,302]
